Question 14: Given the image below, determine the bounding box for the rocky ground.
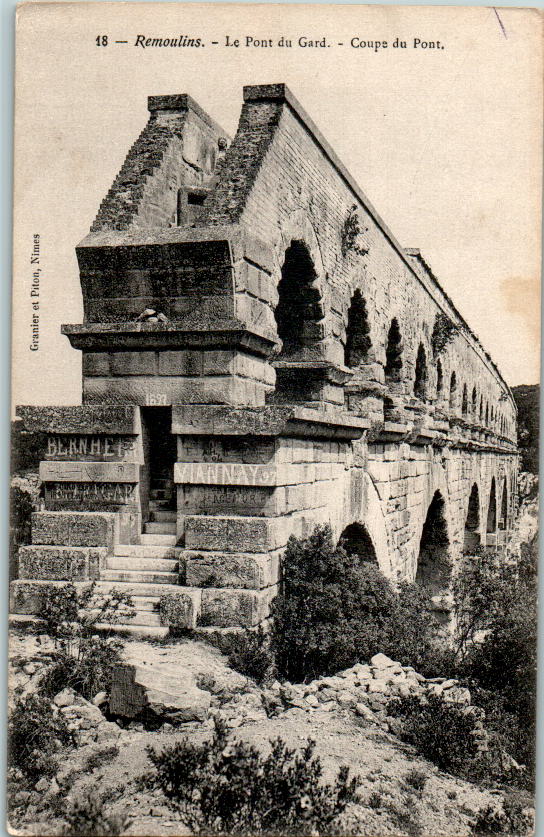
[8,633,517,837]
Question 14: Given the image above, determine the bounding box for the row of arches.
[272,239,514,437]
[338,476,510,601]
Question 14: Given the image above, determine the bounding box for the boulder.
[443,686,471,706]
[53,687,78,707]
[109,662,211,723]
[355,702,378,722]
[370,653,397,669]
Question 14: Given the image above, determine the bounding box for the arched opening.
[416,491,451,597]
[414,343,428,399]
[499,479,508,530]
[462,384,468,415]
[339,523,378,563]
[449,371,457,409]
[275,241,322,358]
[471,386,477,417]
[344,289,371,368]
[487,477,497,533]
[464,483,481,552]
[385,319,403,383]
[485,403,489,424]
[479,395,483,421]
[436,359,443,398]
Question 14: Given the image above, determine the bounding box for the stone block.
[185,515,288,552]
[16,406,138,435]
[185,550,280,589]
[199,587,275,627]
[10,579,78,615]
[82,353,110,376]
[18,545,107,581]
[158,589,202,630]
[109,662,211,722]
[31,511,118,548]
[110,351,157,376]
[40,461,139,483]
[158,351,203,376]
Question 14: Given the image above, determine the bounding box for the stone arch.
[485,403,489,424]
[339,522,378,563]
[487,477,497,533]
[416,490,451,597]
[449,370,457,409]
[275,240,325,359]
[414,343,428,399]
[344,288,371,368]
[385,318,403,384]
[436,358,444,398]
[471,386,477,417]
[462,383,468,415]
[499,478,508,529]
[479,395,483,421]
[464,483,481,552]
[341,472,393,578]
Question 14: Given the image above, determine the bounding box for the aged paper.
[9,3,542,835]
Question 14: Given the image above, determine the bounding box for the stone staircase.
[97,507,182,637]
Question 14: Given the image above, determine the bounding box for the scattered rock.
[109,662,211,723]
[53,687,78,707]
[92,691,108,706]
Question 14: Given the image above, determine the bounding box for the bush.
[455,551,537,781]
[61,791,129,836]
[206,627,274,684]
[142,717,360,835]
[472,796,533,836]
[270,526,397,681]
[8,693,73,784]
[270,526,452,682]
[382,581,455,678]
[37,583,135,701]
[388,694,479,776]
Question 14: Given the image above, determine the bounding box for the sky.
[11,2,542,408]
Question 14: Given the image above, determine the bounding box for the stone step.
[101,570,179,585]
[149,510,177,523]
[144,522,177,535]
[121,611,164,627]
[140,533,178,546]
[107,555,179,572]
[114,544,182,559]
[95,581,187,598]
[115,596,160,612]
[94,623,170,639]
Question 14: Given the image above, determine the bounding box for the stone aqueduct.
[12,84,518,632]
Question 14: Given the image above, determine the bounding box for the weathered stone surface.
[109,662,211,722]
[18,546,106,581]
[200,587,274,627]
[185,551,279,590]
[158,590,201,630]
[31,511,117,548]
[16,406,137,435]
[10,579,81,614]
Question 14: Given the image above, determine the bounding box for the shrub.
[382,581,455,678]
[206,627,274,684]
[142,717,360,835]
[8,693,73,784]
[456,552,537,781]
[37,583,135,701]
[270,526,397,681]
[61,791,129,836]
[472,797,533,836]
[40,634,126,701]
[404,768,427,793]
[388,694,479,776]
